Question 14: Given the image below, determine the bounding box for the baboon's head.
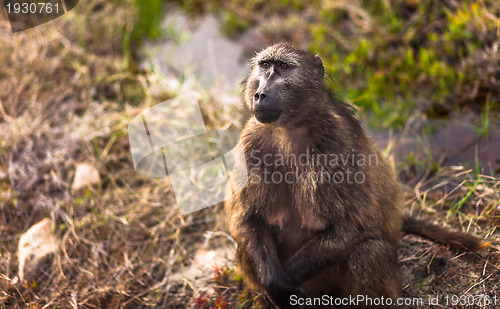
[244,43,325,125]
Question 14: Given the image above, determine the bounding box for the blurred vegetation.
[124,0,164,69]
[171,0,500,128]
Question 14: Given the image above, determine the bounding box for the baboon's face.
[245,43,325,125]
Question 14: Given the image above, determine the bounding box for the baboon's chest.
[250,123,328,237]
[265,189,326,259]
[265,202,326,232]
[264,177,327,232]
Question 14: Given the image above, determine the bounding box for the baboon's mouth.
[254,109,282,123]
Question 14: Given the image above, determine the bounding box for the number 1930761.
[443,294,498,306]
[5,2,60,14]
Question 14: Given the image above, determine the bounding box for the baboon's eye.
[280,62,289,69]
[261,62,270,69]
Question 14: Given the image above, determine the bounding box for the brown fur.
[403,216,490,251]
[224,43,488,308]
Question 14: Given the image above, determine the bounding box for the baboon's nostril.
[254,92,268,102]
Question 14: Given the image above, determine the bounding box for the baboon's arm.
[282,229,373,285]
[238,215,300,306]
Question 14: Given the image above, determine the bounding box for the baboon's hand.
[261,260,301,308]
[282,259,300,285]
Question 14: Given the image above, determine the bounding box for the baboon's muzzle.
[254,107,282,123]
[253,89,283,123]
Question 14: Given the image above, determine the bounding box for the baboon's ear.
[315,55,325,79]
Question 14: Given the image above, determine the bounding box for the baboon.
[224,43,489,308]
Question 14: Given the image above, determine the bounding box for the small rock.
[71,163,101,192]
[193,248,232,270]
[169,247,234,288]
[18,218,59,282]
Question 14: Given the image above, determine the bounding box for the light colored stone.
[71,163,101,192]
[168,247,234,290]
[18,218,59,282]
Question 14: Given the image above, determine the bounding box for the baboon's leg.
[339,239,401,308]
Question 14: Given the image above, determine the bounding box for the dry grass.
[0,1,499,308]
[0,2,252,307]
[399,167,500,308]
